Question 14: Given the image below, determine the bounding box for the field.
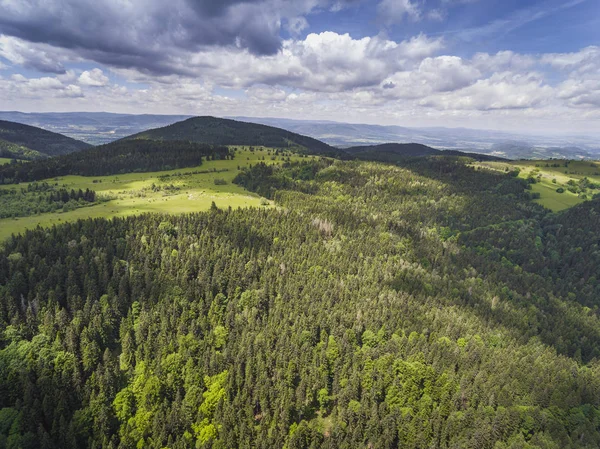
[474,159,600,211]
[0,158,14,165]
[0,148,311,241]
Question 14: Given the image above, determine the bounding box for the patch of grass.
[529,179,583,210]
[0,158,15,165]
[473,160,600,212]
[0,148,311,241]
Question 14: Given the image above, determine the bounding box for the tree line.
[0,182,98,219]
[0,140,234,184]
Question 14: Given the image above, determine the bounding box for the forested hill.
[124,117,504,162]
[346,142,506,162]
[2,156,600,448]
[0,139,232,184]
[125,116,345,158]
[0,120,91,159]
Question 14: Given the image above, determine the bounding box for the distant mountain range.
[0,120,91,160]
[0,117,506,177]
[0,111,598,160]
[232,116,600,160]
[0,111,192,145]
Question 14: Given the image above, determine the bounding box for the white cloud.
[1,73,86,100]
[570,92,600,108]
[62,84,84,98]
[285,17,309,36]
[556,79,600,108]
[0,0,368,69]
[418,56,481,92]
[57,70,78,83]
[115,32,445,94]
[441,0,480,4]
[540,46,600,73]
[27,77,64,90]
[420,72,553,111]
[380,56,480,99]
[427,9,446,21]
[79,68,109,87]
[471,50,536,73]
[10,73,26,82]
[377,0,421,25]
[246,85,288,102]
[0,34,72,73]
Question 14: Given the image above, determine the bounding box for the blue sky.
[0,0,598,132]
[299,0,597,54]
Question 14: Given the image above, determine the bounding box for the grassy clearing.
[474,160,600,212]
[0,158,15,165]
[0,148,312,241]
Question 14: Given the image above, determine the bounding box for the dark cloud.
[185,0,264,17]
[0,35,68,74]
[0,0,352,74]
[22,57,65,74]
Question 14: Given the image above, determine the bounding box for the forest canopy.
[1,155,600,448]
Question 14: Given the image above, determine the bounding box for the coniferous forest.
[0,140,233,184]
[1,155,600,449]
[0,182,99,219]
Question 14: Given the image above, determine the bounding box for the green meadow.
[0,158,14,165]
[0,148,311,241]
[474,159,600,212]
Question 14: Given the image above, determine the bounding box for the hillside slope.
[346,142,440,158]
[0,120,91,158]
[0,139,233,183]
[346,142,507,161]
[125,116,344,158]
[0,111,193,145]
[0,139,45,160]
[3,157,600,448]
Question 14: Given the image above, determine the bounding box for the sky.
[0,0,598,133]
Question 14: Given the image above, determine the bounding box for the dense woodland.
[1,155,600,448]
[0,182,99,218]
[0,140,233,184]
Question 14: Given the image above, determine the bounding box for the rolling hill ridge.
[125,116,503,161]
[0,117,508,184]
[345,142,507,162]
[0,120,91,159]
[125,116,345,158]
